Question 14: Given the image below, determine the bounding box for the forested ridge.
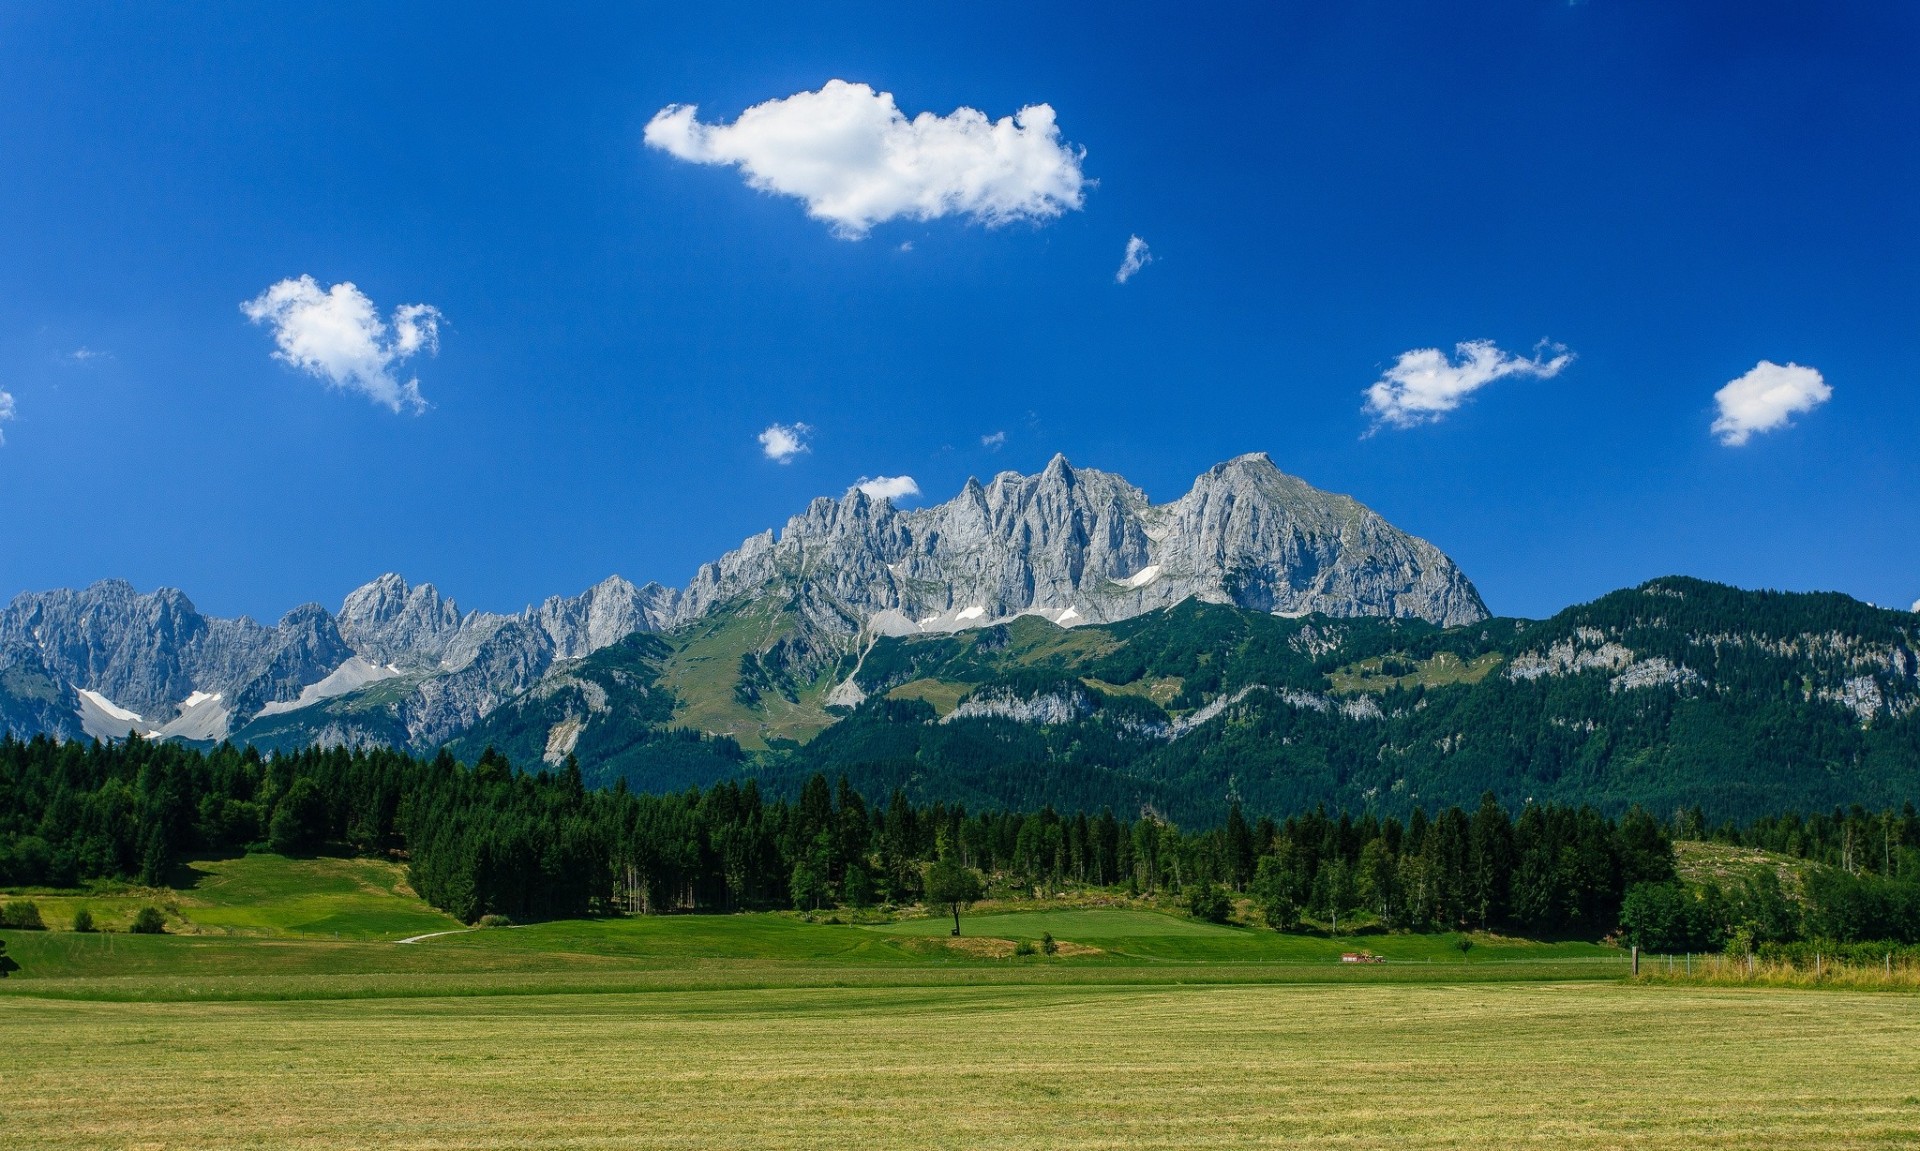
[790,577,1920,822]
[5,734,1919,950]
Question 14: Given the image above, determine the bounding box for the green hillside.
[773,578,1920,821]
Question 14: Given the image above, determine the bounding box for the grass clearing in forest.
[4,981,1919,1149]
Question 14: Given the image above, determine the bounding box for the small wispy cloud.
[1115,235,1152,283]
[69,347,110,363]
[645,80,1087,239]
[1711,361,1830,446]
[855,475,920,502]
[242,275,442,414]
[1363,339,1573,431]
[758,422,812,463]
[981,430,1007,451]
[0,389,15,444]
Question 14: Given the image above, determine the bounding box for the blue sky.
[1,2,1915,622]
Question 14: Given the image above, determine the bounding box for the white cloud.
[69,347,109,362]
[1363,339,1573,431]
[981,430,1007,451]
[645,80,1087,239]
[1115,235,1152,283]
[1710,361,1830,446]
[855,475,920,502]
[0,389,14,444]
[241,275,442,414]
[758,422,812,463]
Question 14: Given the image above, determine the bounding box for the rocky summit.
[0,454,1485,751]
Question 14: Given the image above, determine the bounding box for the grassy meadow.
[4,854,1917,1148]
[6,981,1920,1149]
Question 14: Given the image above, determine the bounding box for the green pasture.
[0,853,1631,1003]
[1,853,461,938]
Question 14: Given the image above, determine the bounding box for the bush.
[1040,931,1058,956]
[70,907,94,933]
[1013,939,1037,957]
[0,936,16,978]
[1187,881,1232,924]
[477,913,513,928]
[0,901,46,930]
[129,906,167,934]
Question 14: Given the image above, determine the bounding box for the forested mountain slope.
[777,578,1920,821]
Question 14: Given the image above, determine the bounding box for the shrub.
[0,901,46,930]
[477,913,513,928]
[1041,931,1059,956]
[70,907,95,933]
[1187,881,1231,924]
[0,936,16,978]
[1013,939,1037,957]
[129,906,167,934]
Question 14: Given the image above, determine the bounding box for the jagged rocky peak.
[676,451,1487,638]
[530,575,679,660]
[336,573,469,668]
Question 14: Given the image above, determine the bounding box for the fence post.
[1632,945,1639,976]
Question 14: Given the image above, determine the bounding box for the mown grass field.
[4,855,1915,1148]
[5,981,1919,1149]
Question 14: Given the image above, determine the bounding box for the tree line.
[1618,803,1920,953]
[1,734,1913,945]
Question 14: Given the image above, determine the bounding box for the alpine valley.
[4,453,1915,821]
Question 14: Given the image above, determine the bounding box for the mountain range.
[3,451,1914,820]
[0,453,1479,750]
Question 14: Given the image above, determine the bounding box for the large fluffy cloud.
[855,475,920,502]
[645,80,1086,239]
[242,276,442,413]
[1711,361,1830,446]
[0,388,14,444]
[758,422,811,463]
[1364,339,1573,431]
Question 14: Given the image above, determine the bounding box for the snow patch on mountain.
[254,657,404,718]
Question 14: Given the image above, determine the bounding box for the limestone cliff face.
[674,452,1486,635]
[0,453,1487,748]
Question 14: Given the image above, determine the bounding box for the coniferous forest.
[4,733,1918,948]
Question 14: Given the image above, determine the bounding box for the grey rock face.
[0,580,352,727]
[673,452,1486,640]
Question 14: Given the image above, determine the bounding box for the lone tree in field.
[0,936,16,978]
[1455,934,1474,962]
[923,858,985,936]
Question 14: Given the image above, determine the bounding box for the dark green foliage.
[0,935,15,977]
[129,906,166,934]
[1252,854,1303,931]
[0,900,45,930]
[1186,880,1231,924]
[924,857,986,935]
[1041,931,1058,955]
[1620,883,1725,952]
[268,777,327,855]
[70,906,94,933]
